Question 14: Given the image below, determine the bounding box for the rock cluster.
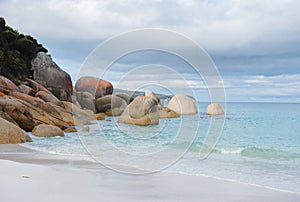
[0,74,94,143]
[0,17,226,143]
[73,76,131,116]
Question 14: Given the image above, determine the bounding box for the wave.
[170,142,300,160]
[239,147,300,159]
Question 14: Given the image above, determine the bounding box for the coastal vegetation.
[0,17,47,84]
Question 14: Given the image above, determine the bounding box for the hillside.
[0,17,47,84]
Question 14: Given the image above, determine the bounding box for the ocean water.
[23,102,300,193]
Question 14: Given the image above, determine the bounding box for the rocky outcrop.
[0,95,37,131]
[168,94,197,115]
[75,91,95,112]
[36,90,63,107]
[0,117,32,144]
[0,75,19,93]
[0,94,75,131]
[75,76,113,99]
[206,103,224,115]
[118,96,159,125]
[32,52,73,101]
[95,95,127,116]
[32,124,64,137]
[158,107,180,118]
[8,91,62,118]
[0,111,19,126]
[26,78,51,93]
[18,84,34,95]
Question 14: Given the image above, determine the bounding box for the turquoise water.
[23,102,300,193]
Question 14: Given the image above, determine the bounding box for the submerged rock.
[118,96,159,126]
[168,94,197,114]
[206,103,224,115]
[95,113,105,120]
[32,124,64,137]
[0,117,32,144]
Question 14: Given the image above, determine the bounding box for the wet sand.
[0,144,299,202]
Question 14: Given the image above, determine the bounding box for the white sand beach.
[0,145,299,202]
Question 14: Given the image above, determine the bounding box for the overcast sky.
[1,0,300,102]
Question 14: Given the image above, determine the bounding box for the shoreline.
[1,144,300,202]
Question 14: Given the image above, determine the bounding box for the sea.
[23,102,300,194]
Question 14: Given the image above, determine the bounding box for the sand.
[0,144,299,202]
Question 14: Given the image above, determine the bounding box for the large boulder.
[0,75,19,93]
[95,95,127,116]
[206,103,224,115]
[75,76,113,99]
[75,91,95,112]
[0,117,32,144]
[115,93,133,104]
[31,52,73,101]
[168,94,197,115]
[118,96,159,126]
[32,124,64,137]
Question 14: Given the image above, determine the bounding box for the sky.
[1,0,300,102]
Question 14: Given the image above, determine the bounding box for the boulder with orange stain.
[8,91,62,118]
[0,75,19,92]
[75,76,113,99]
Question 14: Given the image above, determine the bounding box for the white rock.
[168,94,197,114]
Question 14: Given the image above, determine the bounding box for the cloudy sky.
[1,0,300,102]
